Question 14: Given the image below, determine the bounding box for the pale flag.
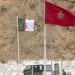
[18,18,35,31]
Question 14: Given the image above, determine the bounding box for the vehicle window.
[46,65,52,71]
[40,65,43,70]
[24,65,32,72]
[54,63,59,75]
[33,65,43,72]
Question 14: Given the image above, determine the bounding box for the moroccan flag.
[45,1,75,26]
[18,18,35,31]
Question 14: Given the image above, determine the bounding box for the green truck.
[23,63,60,75]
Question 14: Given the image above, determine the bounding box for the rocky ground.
[0,0,75,62]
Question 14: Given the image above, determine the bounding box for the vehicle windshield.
[24,65,32,71]
[46,65,52,71]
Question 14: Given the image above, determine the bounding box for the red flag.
[45,1,75,26]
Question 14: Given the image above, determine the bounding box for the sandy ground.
[0,0,75,62]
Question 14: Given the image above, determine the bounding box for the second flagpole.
[17,16,20,63]
[44,0,46,75]
[50,24,53,75]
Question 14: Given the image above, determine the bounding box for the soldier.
[63,69,66,75]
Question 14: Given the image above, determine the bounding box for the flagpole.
[17,16,20,63]
[50,24,53,75]
[44,0,46,75]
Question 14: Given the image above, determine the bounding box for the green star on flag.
[57,11,64,19]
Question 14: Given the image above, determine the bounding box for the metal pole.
[50,25,53,75]
[17,16,20,63]
[32,65,33,75]
[44,0,46,75]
